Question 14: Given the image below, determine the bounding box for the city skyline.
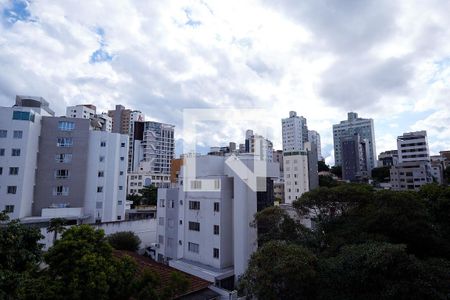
[1,1,450,165]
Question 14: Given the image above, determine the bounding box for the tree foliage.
[317,160,330,172]
[371,166,391,182]
[107,231,141,252]
[330,165,342,178]
[241,184,450,299]
[127,184,158,207]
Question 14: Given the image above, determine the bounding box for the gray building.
[341,134,369,182]
[378,150,398,167]
[333,112,376,170]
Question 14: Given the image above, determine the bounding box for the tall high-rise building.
[0,96,128,223]
[308,130,322,161]
[390,131,433,191]
[333,112,376,170]
[282,111,308,152]
[244,130,273,162]
[341,134,369,182]
[127,121,175,192]
[155,154,279,286]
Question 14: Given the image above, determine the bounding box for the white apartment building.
[390,131,433,191]
[66,104,113,132]
[127,121,175,193]
[282,111,308,152]
[0,96,54,219]
[333,112,377,170]
[308,130,322,161]
[397,131,430,163]
[283,151,309,204]
[155,155,279,288]
[245,130,274,162]
[0,96,128,223]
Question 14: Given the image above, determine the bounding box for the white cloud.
[0,0,450,160]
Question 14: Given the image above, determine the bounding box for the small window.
[13,130,23,139]
[0,149,4,156]
[190,180,202,190]
[12,111,33,121]
[214,202,220,212]
[118,200,123,205]
[160,199,165,207]
[57,137,73,147]
[117,216,122,220]
[100,141,106,147]
[97,186,103,193]
[188,242,199,253]
[99,156,105,162]
[58,121,75,131]
[55,153,72,163]
[7,186,17,194]
[159,217,165,226]
[0,167,2,175]
[189,201,200,210]
[119,186,123,190]
[55,169,69,179]
[188,221,200,231]
[98,171,104,177]
[53,186,69,196]
[4,205,14,213]
[0,130,6,138]
[119,171,124,175]
[9,167,19,175]
[213,248,219,259]
[214,225,219,235]
[121,142,126,147]
[120,157,124,161]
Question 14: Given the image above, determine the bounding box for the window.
[98,171,104,177]
[121,142,125,147]
[55,153,71,163]
[214,202,220,212]
[159,217,165,225]
[97,186,103,193]
[188,242,199,253]
[169,199,175,208]
[57,137,73,147]
[13,130,23,139]
[99,156,105,162]
[214,225,219,235]
[213,248,219,259]
[160,199,165,207]
[55,169,69,179]
[119,171,124,175]
[9,167,19,175]
[0,130,6,138]
[53,186,69,196]
[0,149,4,156]
[119,186,123,190]
[4,205,14,213]
[12,111,33,121]
[120,157,124,161]
[158,235,164,244]
[7,186,17,194]
[0,167,2,175]
[100,141,106,147]
[189,201,200,210]
[96,202,103,209]
[190,180,202,190]
[117,216,122,220]
[189,221,200,231]
[58,121,75,131]
[118,200,123,205]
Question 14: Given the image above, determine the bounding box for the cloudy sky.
[1,0,450,164]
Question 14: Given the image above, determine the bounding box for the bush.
[107,231,141,252]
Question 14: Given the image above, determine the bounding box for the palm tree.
[47,218,67,244]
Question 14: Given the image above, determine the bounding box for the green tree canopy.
[371,166,391,182]
[107,231,141,252]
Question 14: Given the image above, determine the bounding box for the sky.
[1,0,449,165]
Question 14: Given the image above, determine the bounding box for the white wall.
[40,219,157,250]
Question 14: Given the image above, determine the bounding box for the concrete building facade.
[333,112,376,170]
[308,130,323,161]
[282,111,308,152]
[341,134,369,182]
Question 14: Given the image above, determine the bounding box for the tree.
[141,185,158,206]
[44,225,136,300]
[371,166,391,182]
[47,218,67,244]
[107,231,141,252]
[318,160,330,172]
[444,166,450,184]
[318,175,339,187]
[253,206,315,248]
[239,241,318,300]
[330,165,342,178]
[0,212,43,299]
[127,193,142,209]
[319,242,450,300]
